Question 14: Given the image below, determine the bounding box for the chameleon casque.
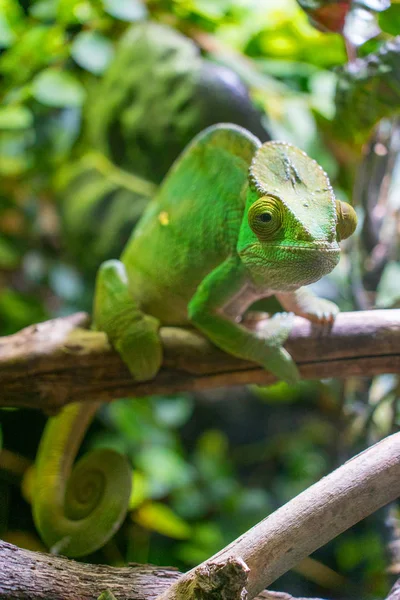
[33,124,357,557]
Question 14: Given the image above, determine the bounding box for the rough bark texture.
[156,433,400,600]
[0,541,321,600]
[0,541,180,600]
[1,311,400,599]
[388,579,400,600]
[2,424,400,600]
[1,309,400,412]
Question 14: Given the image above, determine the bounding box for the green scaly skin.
[33,402,131,557]
[97,591,117,600]
[33,124,357,557]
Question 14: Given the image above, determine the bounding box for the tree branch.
[156,432,400,600]
[0,540,323,600]
[0,309,399,412]
[1,434,400,600]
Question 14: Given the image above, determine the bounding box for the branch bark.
[1,433,400,600]
[0,540,322,600]
[156,432,400,600]
[1,309,400,412]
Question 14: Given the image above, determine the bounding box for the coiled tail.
[33,402,132,557]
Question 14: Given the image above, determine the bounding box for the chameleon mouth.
[240,242,340,257]
[262,242,340,252]
[240,241,340,269]
[239,241,341,288]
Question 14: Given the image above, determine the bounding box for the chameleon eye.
[336,200,357,241]
[259,212,272,223]
[248,197,282,240]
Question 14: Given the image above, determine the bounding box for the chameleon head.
[238,141,357,291]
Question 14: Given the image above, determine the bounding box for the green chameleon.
[33,124,357,558]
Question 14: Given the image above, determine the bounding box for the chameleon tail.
[32,402,131,557]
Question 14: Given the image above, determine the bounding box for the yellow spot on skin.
[158,211,169,226]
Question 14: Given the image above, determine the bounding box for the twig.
[0,309,399,412]
[156,433,400,600]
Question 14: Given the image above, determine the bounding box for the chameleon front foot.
[298,297,339,325]
[277,288,339,326]
[251,312,299,385]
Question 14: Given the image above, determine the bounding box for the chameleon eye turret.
[249,141,337,244]
[336,199,357,241]
[248,196,283,240]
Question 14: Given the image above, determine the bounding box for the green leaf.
[0,0,24,48]
[29,0,57,20]
[196,429,229,459]
[0,288,48,334]
[137,446,194,497]
[192,0,230,20]
[379,3,400,35]
[57,0,100,24]
[32,68,86,107]
[0,13,15,47]
[152,395,194,428]
[0,25,67,86]
[129,471,150,510]
[0,130,33,175]
[103,0,147,22]
[0,237,20,268]
[133,502,191,539]
[176,522,224,565]
[0,106,33,130]
[71,31,114,74]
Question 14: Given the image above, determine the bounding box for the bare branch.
[156,433,400,600]
[388,579,400,600]
[1,309,400,412]
[0,540,180,600]
[1,435,399,599]
[0,540,321,600]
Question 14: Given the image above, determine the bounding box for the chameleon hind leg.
[93,259,162,381]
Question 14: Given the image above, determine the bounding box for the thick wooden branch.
[388,579,400,600]
[1,309,399,411]
[0,540,179,600]
[156,432,400,600]
[0,540,322,600]
[1,434,400,600]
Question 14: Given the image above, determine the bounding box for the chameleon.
[32,124,357,557]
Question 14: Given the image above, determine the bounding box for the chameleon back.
[122,125,260,325]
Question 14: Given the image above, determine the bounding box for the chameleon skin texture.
[121,126,260,324]
[33,124,357,557]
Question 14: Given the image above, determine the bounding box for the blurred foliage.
[1,1,400,599]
